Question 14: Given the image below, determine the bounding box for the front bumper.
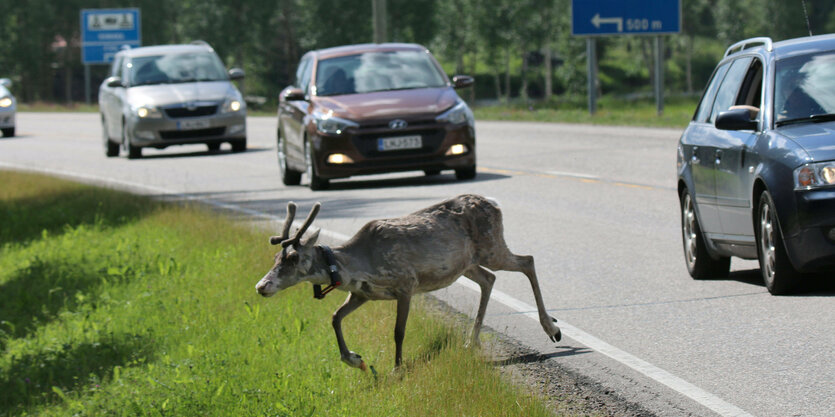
[127,110,246,147]
[783,189,835,272]
[311,123,476,179]
[0,108,14,129]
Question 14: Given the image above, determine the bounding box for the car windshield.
[775,51,835,126]
[129,52,228,86]
[314,50,447,96]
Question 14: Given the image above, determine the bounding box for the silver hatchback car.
[99,41,246,158]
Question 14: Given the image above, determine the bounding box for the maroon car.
[277,43,476,190]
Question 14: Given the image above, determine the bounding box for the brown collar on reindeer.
[314,245,341,299]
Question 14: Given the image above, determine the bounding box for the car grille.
[160,127,226,140]
[351,128,446,158]
[164,105,218,118]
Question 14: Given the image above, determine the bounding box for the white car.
[98,42,246,158]
[0,78,15,137]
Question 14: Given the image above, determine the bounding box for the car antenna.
[801,0,813,36]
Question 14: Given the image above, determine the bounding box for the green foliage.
[0,171,569,417]
[3,0,835,106]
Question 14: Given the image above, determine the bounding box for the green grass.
[0,170,589,416]
[472,95,698,128]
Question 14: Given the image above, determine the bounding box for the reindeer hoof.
[341,351,365,369]
[549,327,562,343]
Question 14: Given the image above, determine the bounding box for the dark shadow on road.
[135,146,271,160]
[489,347,592,366]
[726,268,835,296]
[321,171,510,191]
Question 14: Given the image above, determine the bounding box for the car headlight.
[135,105,162,118]
[436,100,474,127]
[222,97,244,113]
[0,97,12,108]
[313,111,357,135]
[794,162,835,190]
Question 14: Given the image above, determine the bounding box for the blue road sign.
[572,0,680,36]
[81,8,141,64]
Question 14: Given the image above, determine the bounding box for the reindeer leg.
[332,292,368,370]
[394,295,411,368]
[463,266,496,347]
[500,254,561,343]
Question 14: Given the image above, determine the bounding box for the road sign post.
[80,8,141,104]
[571,1,680,116]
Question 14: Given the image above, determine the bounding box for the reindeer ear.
[269,236,283,245]
[301,228,320,247]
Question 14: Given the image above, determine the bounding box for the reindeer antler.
[280,202,321,248]
[270,202,297,245]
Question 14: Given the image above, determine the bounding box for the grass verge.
[0,170,583,416]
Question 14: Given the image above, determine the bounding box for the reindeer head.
[255,202,321,297]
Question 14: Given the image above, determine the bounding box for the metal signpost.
[80,8,141,104]
[571,0,680,115]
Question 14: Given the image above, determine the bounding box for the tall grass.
[0,170,571,416]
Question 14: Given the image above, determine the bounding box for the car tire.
[231,138,247,153]
[123,122,142,159]
[1,127,14,137]
[103,118,119,157]
[756,190,800,295]
[278,135,301,186]
[305,139,329,191]
[680,189,730,279]
[207,142,221,152]
[455,165,477,180]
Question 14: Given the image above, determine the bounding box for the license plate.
[177,119,210,130]
[378,135,422,151]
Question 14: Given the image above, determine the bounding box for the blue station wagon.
[677,34,835,294]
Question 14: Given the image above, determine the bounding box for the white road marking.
[1,162,754,417]
[545,170,601,180]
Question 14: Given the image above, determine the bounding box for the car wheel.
[455,165,477,180]
[1,127,14,137]
[231,138,247,153]
[103,118,119,157]
[756,190,800,295]
[278,135,301,186]
[123,122,142,159]
[680,189,730,279]
[305,139,329,191]
[207,142,221,152]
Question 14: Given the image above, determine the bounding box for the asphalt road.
[2,113,833,417]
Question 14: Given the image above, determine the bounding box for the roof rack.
[724,37,773,57]
[190,40,212,49]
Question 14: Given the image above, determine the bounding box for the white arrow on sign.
[591,13,623,32]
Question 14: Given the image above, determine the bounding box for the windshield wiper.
[776,113,835,127]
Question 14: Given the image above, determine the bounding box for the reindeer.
[255,194,561,370]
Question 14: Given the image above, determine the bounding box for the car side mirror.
[282,88,306,101]
[0,78,11,88]
[228,68,245,80]
[716,107,758,131]
[105,76,124,88]
[452,75,474,89]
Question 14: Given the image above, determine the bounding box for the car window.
[694,62,731,123]
[775,51,835,123]
[128,52,228,86]
[314,50,447,96]
[298,57,313,94]
[737,59,763,109]
[710,57,753,124]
